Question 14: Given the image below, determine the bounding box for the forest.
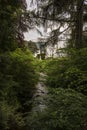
[0,0,87,130]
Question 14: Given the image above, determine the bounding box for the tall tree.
[74,0,84,48]
[33,0,87,49]
[0,0,28,51]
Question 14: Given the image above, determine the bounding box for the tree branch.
[32,16,76,23]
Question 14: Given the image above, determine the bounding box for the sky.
[24,28,46,42]
[24,0,66,56]
[24,0,37,41]
[24,0,65,43]
[24,0,50,42]
[24,0,43,42]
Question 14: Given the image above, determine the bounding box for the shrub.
[45,48,87,95]
[0,48,39,129]
[27,88,87,130]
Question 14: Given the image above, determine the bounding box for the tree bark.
[75,0,84,49]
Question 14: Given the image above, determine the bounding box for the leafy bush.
[0,101,25,130]
[45,48,87,95]
[0,48,39,129]
[63,67,87,95]
[45,57,71,88]
[27,88,87,130]
[34,59,48,72]
[66,48,87,73]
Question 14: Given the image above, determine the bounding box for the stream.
[32,73,48,112]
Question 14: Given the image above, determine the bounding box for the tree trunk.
[75,0,84,49]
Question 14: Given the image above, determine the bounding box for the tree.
[0,0,29,51]
[33,0,87,49]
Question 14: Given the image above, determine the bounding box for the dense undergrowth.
[28,88,87,130]
[28,48,87,130]
[0,47,87,130]
[0,48,39,130]
[45,48,87,95]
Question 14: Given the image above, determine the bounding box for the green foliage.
[70,48,87,72]
[0,48,39,129]
[34,59,48,72]
[63,67,87,94]
[45,48,87,95]
[0,101,25,130]
[25,40,38,54]
[45,57,70,87]
[27,88,87,130]
[0,1,87,130]
[0,0,27,52]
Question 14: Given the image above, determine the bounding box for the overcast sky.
[24,0,64,42]
[24,0,39,41]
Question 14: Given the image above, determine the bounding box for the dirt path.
[32,73,48,112]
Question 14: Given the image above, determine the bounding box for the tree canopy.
[33,0,87,48]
